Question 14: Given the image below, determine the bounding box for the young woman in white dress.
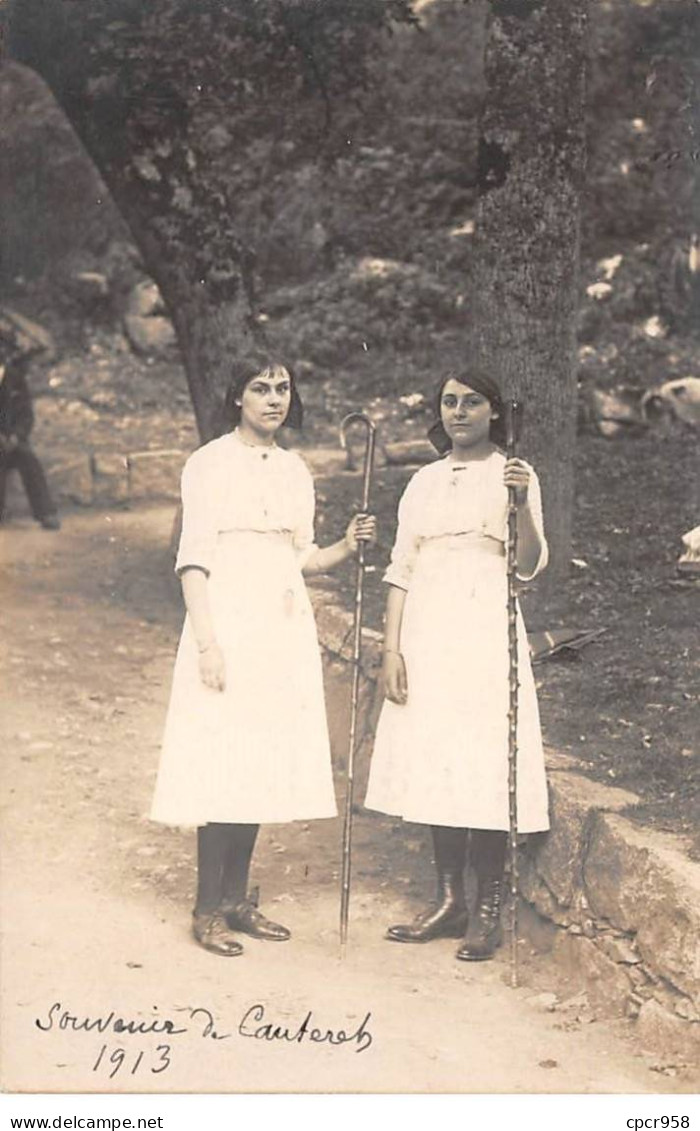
[364,371,549,961]
[151,356,376,956]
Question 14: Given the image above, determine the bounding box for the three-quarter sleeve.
[292,461,319,569]
[383,477,422,591]
[516,466,549,582]
[174,451,219,576]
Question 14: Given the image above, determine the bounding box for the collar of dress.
[230,428,278,454]
[444,450,500,472]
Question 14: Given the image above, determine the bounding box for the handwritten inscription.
[239,1004,373,1053]
[36,1003,188,1038]
[34,1000,375,1068]
[92,1043,172,1079]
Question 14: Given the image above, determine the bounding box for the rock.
[598,934,642,965]
[674,997,700,1022]
[596,254,623,280]
[384,439,437,465]
[641,377,700,427]
[525,772,639,911]
[518,865,573,927]
[636,998,700,1060]
[678,526,700,577]
[583,813,700,1004]
[314,597,380,679]
[587,387,646,436]
[123,314,176,356]
[586,282,613,300]
[92,452,129,504]
[628,965,653,991]
[556,990,592,1022]
[314,601,354,658]
[128,450,186,500]
[597,420,627,438]
[642,315,667,339]
[47,455,93,505]
[527,992,558,1012]
[516,899,559,952]
[126,280,165,318]
[69,271,110,310]
[555,934,633,1019]
[63,399,100,423]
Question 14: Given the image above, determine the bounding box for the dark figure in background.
[0,353,59,530]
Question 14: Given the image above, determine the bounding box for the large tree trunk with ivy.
[6,0,412,441]
[472,0,589,596]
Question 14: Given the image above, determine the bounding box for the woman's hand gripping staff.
[503,457,544,581]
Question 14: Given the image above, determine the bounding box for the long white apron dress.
[151,430,337,827]
[364,450,550,833]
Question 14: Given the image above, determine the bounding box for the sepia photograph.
[1,0,699,1107]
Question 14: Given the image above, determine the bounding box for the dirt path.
[0,507,694,1094]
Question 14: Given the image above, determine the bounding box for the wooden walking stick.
[505,398,523,989]
[338,412,377,953]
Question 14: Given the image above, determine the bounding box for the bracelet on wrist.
[197,641,215,654]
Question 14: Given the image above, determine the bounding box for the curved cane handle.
[340,411,376,465]
[339,412,376,507]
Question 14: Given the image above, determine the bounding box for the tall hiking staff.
[505,398,523,989]
[338,412,377,952]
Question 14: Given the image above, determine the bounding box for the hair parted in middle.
[224,353,304,431]
[427,369,507,453]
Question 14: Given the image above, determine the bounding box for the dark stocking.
[221,823,260,909]
[470,829,507,880]
[431,825,468,904]
[194,823,230,915]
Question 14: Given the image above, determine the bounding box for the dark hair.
[427,370,507,453]
[224,355,303,430]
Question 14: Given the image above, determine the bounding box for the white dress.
[151,430,337,827]
[364,450,550,833]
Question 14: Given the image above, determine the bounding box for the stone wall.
[5,445,351,515]
[520,771,700,1061]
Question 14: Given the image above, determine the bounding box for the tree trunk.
[107,201,257,441]
[471,0,589,603]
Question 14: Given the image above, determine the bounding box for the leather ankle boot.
[387,874,468,944]
[224,898,291,941]
[455,877,503,961]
